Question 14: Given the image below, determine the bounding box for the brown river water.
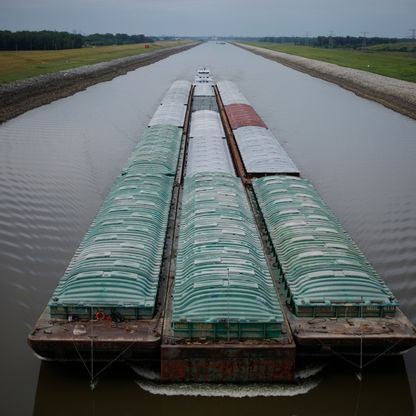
[0,42,415,416]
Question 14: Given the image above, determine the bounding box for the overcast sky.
[0,0,415,37]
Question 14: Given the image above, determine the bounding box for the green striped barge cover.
[172,173,284,340]
[49,173,174,319]
[253,175,398,318]
[123,125,183,175]
[48,81,188,320]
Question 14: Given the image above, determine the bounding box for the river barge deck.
[28,72,416,383]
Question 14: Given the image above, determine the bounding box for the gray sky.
[0,0,415,37]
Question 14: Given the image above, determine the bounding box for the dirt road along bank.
[237,43,416,121]
[0,43,198,124]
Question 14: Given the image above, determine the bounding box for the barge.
[28,70,416,382]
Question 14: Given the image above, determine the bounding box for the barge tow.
[28,70,416,383]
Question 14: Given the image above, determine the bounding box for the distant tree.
[0,30,153,51]
[84,32,153,47]
[257,36,408,50]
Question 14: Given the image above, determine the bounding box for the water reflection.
[33,357,414,416]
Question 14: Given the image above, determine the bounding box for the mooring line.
[353,375,363,416]
[315,333,403,373]
[361,339,403,369]
[91,341,136,381]
[71,324,137,388]
[72,339,92,379]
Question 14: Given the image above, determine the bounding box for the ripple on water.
[131,362,325,398]
[135,378,320,398]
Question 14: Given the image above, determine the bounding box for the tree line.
[259,36,411,49]
[83,33,153,46]
[0,30,154,51]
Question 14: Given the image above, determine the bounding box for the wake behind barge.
[28,69,416,382]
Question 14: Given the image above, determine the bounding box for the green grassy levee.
[0,41,190,85]
[242,42,416,82]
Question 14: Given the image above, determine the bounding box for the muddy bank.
[0,43,198,124]
[237,43,416,120]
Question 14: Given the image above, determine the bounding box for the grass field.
[368,42,416,53]
[0,41,190,85]
[243,42,416,82]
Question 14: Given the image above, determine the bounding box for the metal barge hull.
[288,309,416,356]
[28,307,161,362]
[161,343,296,383]
[28,76,416,384]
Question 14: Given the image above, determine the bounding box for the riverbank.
[0,41,191,85]
[237,43,416,120]
[241,42,416,82]
[0,42,198,124]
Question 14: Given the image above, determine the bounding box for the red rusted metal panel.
[161,343,296,382]
[224,103,267,130]
[214,86,248,183]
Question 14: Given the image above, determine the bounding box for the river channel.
[1,42,415,416]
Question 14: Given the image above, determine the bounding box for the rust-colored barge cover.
[224,103,267,130]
